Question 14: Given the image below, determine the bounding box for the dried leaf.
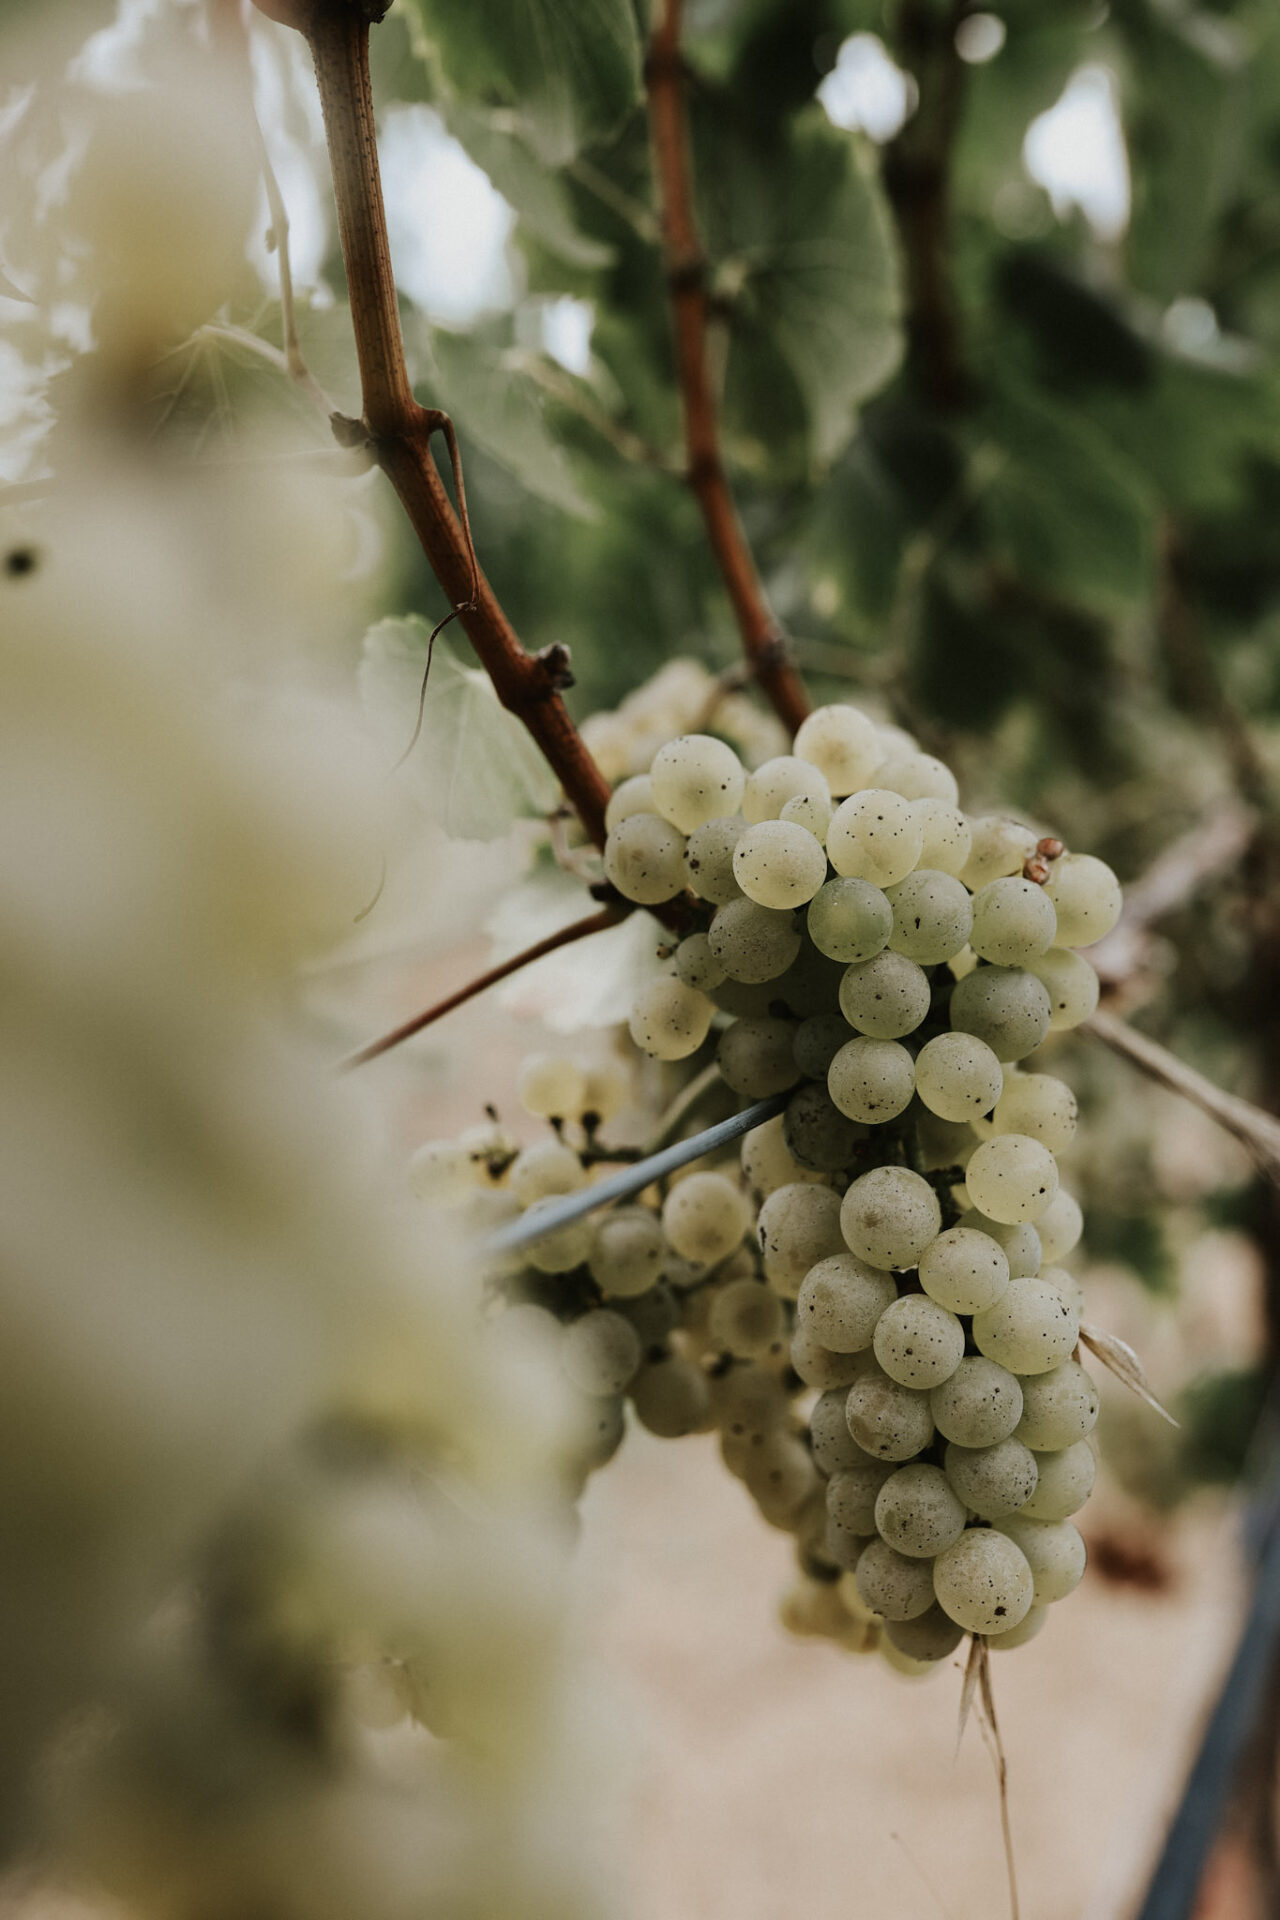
[1079,1321,1181,1428]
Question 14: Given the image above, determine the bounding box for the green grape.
[911,798,972,877]
[932,1528,1034,1636]
[1027,948,1100,1030]
[796,1253,897,1351]
[827,1036,916,1124]
[875,749,959,805]
[783,1082,866,1171]
[562,1309,642,1396]
[914,1105,978,1173]
[855,1539,938,1621]
[630,1354,712,1437]
[510,1140,586,1207]
[845,1366,935,1460]
[781,791,832,839]
[874,1463,967,1557]
[992,1071,1078,1154]
[807,875,893,963]
[604,773,656,832]
[872,1295,965,1390]
[825,1512,872,1572]
[718,1017,803,1098]
[949,964,1052,1061]
[757,1181,846,1297]
[1019,1440,1096,1520]
[794,702,883,795]
[650,733,746,832]
[518,1053,588,1121]
[589,1205,667,1297]
[1044,852,1123,947]
[885,868,973,964]
[884,1606,965,1661]
[629,975,716,1060]
[810,1386,877,1475]
[707,1277,786,1359]
[987,1605,1047,1651]
[1036,1188,1084,1263]
[742,753,831,823]
[943,1438,1038,1519]
[711,1361,790,1441]
[914,1031,1004,1123]
[930,1356,1024,1448]
[792,1013,855,1079]
[775,942,847,1017]
[733,819,829,909]
[740,1113,828,1196]
[961,1208,1042,1276]
[708,898,802,983]
[969,876,1058,967]
[918,1226,1009,1314]
[683,815,746,904]
[603,813,688,904]
[972,1275,1078,1374]
[524,1200,594,1274]
[675,931,727,994]
[617,1280,682,1346]
[840,1165,941,1270]
[746,1432,821,1523]
[827,1457,897,1533]
[792,1324,869,1389]
[995,1516,1087,1603]
[965,1133,1060,1223]
[960,816,1039,892]
[827,789,924,887]
[838,949,932,1039]
[663,1171,749,1264]
[1015,1361,1099,1451]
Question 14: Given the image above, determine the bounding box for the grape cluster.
[592,703,1118,1667]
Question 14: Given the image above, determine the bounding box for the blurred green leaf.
[442,103,615,269]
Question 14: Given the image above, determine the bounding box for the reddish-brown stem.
[342,907,625,1070]
[646,0,810,737]
[282,1,611,847]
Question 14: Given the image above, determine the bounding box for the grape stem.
[1086,1008,1280,1186]
[646,0,811,736]
[341,907,625,1070]
[263,0,613,848]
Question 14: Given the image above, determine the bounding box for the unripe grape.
[931,1356,1024,1448]
[1027,948,1100,1030]
[604,813,688,904]
[675,931,727,994]
[807,876,893,963]
[748,1434,823,1524]
[1036,1188,1084,1263]
[991,1071,1078,1155]
[932,1529,1034,1636]
[914,1106,978,1173]
[1019,1441,1096,1520]
[629,976,716,1060]
[855,1539,938,1621]
[1015,1361,1099,1451]
[757,1181,846,1297]
[875,750,959,804]
[783,1082,865,1171]
[873,1295,965,1390]
[838,950,932,1039]
[987,1605,1047,1651]
[995,1516,1087,1603]
[944,1438,1038,1519]
[683,815,746,904]
[962,1208,1042,1276]
[950,965,1053,1061]
[631,1355,712,1437]
[840,1166,941,1271]
[589,1206,667,1297]
[1044,852,1123,947]
[781,791,832,839]
[914,1031,1004,1122]
[918,1226,1009,1314]
[712,1362,789,1440]
[885,1605,965,1661]
[650,734,746,831]
[875,1463,967,1557]
[733,819,828,909]
[562,1310,642,1396]
[828,789,924,887]
[911,798,972,877]
[972,1275,1078,1374]
[708,1277,786,1358]
[811,1387,877,1475]
[524,1201,594,1274]
[507,1140,583,1207]
[794,703,883,795]
[970,876,1058,967]
[792,1013,855,1079]
[604,774,656,832]
[827,1036,916,1125]
[965,1134,1060,1223]
[885,869,974,964]
[845,1367,935,1460]
[743,754,831,822]
[825,1513,872,1572]
[741,1113,828,1197]
[827,1458,897,1533]
[663,1171,749,1265]
[718,1017,802,1098]
[960,816,1039,893]
[797,1253,897,1351]
[792,1324,869,1389]
[708,899,802,983]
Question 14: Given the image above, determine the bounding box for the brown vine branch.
[342,906,625,1070]
[258,0,612,848]
[645,0,810,737]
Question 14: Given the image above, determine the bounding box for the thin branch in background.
[341,906,625,1070]
[261,2,614,850]
[567,154,664,245]
[645,0,811,736]
[1085,1008,1280,1187]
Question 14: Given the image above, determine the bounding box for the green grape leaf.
[403,0,642,165]
[442,102,614,268]
[359,617,560,840]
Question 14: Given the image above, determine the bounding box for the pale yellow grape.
[995,1515,1087,1602]
[683,815,746,904]
[742,753,831,822]
[930,1356,1024,1448]
[914,1031,1004,1122]
[791,1324,868,1390]
[1044,852,1123,947]
[619,1280,682,1346]
[966,1133,1059,1222]
[885,868,973,964]
[1028,948,1100,1029]
[873,1295,965,1390]
[838,1566,884,1628]
[408,1138,478,1205]
[675,931,727,994]
[875,1462,967,1557]
[845,1368,936,1460]
[604,773,656,832]
[792,1014,855,1079]
[589,1206,666,1296]
[827,1036,915,1124]
[960,815,1039,892]
[628,975,716,1060]
[918,1226,1009,1313]
[827,789,923,886]
[970,876,1058,966]
[911,797,972,876]
[810,1387,876,1475]
[962,1208,1042,1276]
[973,1276,1078,1374]
[874,749,959,804]
[988,1605,1047,1650]
[740,1113,827,1196]
[825,1512,871,1572]
[746,1432,821,1522]
[1019,1440,1096,1520]
[933,1528,1034,1635]
[1015,1361,1099,1451]
[781,791,832,838]
[733,818,828,909]
[807,875,893,963]
[855,1539,937,1621]
[603,813,687,904]
[827,1457,895,1532]
[562,1310,642,1396]
[757,1181,845,1297]
[518,1053,589,1121]
[779,1577,851,1640]
[993,1072,1078,1154]
[581,1057,629,1124]
[712,1361,790,1440]
[841,1164,941,1270]
[708,1277,786,1359]
[794,702,883,795]
[1036,1188,1084,1263]
[631,1354,712,1437]
[797,1253,897,1351]
[943,1438,1038,1519]
[718,1017,802,1098]
[524,1201,594,1274]
[838,949,932,1038]
[783,1083,864,1171]
[662,1171,749,1264]
[708,898,802,982]
[885,1605,964,1661]
[949,964,1052,1060]
[650,733,746,831]
[1043,1264,1084,1315]
[510,1140,586,1207]
[914,1107,978,1172]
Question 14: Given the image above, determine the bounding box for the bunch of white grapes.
[588,701,1120,1669]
